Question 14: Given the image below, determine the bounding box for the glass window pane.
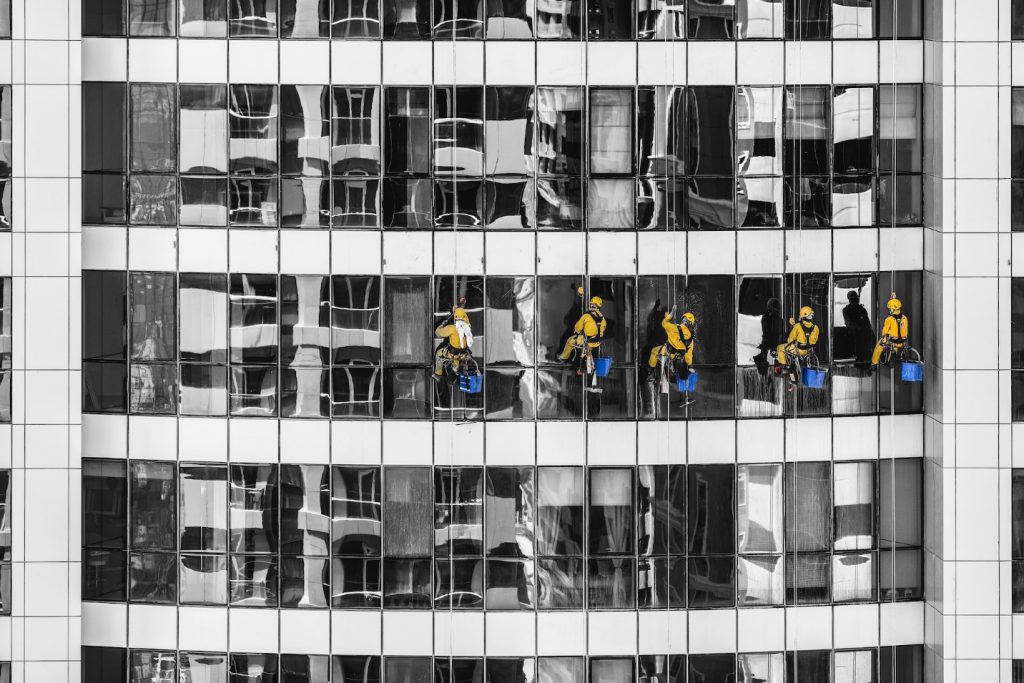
[332,656,381,683]
[180,274,228,363]
[130,272,176,362]
[180,0,227,35]
[332,556,381,608]
[738,653,784,683]
[130,84,176,172]
[180,363,228,416]
[536,466,584,556]
[281,85,329,176]
[180,465,228,553]
[179,653,228,682]
[280,465,330,556]
[230,554,278,606]
[130,550,177,603]
[130,174,177,225]
[229,85,279,174]
[126,366,173,414]
[83,548,126,601]
[834,461,874,551]
[737,463,782,554]
[590,659,634,683]
[230,464,278,553]
[537,658,585,683]
[384,467,433,557]
[385,87,431,175]
[787,651,831,683]
[130,650,177,682]
[180,175,228,226]
[332,276,381,365]
[880,85,922,174]
[229,274,278,364]
[879,458,922,548]
[84,459,127,549]
[688,654,734,683]
[332,466,382,555]
[83,647,127,683]
[435,466,484,556]
[280,654,331,683]
[485,467,534,557]
[786,462,832,552]
[230,0,279,35]
[737,554,784,606]
[130,461,176,550]
[688,465,735,555]
[331,0,381,36]
[84,271,127,362]
[180,85,228,174]
[84,0,126,35]
[589,468,633,555]
[280,0,330,36]
[84,82,127,173]
[688,86,734,177]
[384,277,431,364]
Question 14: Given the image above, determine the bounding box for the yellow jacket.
[880,314,909,342]
[436,322,470,350]
[574,311,607,340]
[786,321,820,353]
[663,315,694,364]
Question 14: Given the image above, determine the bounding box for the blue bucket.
[801,367,827,388]
[901,361,924,383]
[676,370,698,393]
[459,374,483,394]
[594,357,612,377]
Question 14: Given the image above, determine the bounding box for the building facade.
[0,0,1014,680]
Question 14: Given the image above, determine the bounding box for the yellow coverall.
[871,313,909,366]
[776,321,820,366]
[559,310,607,361]
[648,314,694,371]
[434,321,471,376]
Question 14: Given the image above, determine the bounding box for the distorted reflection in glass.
[130,0,175,35]
[688,0,734,38]
[831,0,871,37]
[784,86,830,227]
[280,555,331,608]
[538,657,585,683]
[832,273,876,415]
[180,0,228,35]
[230,0,279,35]
[383,0,431,36]
[333,656,381,683]
[737,463,782,605]
[130,272,178,414]
[229,553,278,606]
[230,464,278,554]
[179,85,228,174]
[738,653,784,683]
[332,0,381,36]
[280,0,331,36]
[832,87,874,228]
[281,465,331,556]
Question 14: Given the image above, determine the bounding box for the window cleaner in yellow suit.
[871,294,909,369]
[775,306,820,390]
[648,307,695,380]
[433,305,474,380]
[559,288,607,393]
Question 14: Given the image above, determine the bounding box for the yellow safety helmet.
[887,296,902,315]
[799,306,814,321]
[453,307,469,322]
[682,312,695,327]
[590,296,603,309]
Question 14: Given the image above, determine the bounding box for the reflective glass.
[281,465,331,556]
[179,85,228,174]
